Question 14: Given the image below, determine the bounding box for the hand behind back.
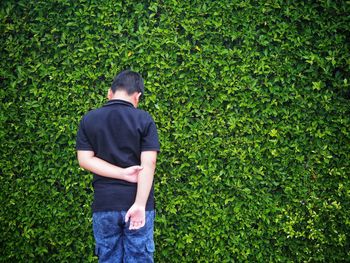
[123,166,143,183]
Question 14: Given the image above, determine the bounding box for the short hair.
[111,70,144,95]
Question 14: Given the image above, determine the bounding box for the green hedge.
[1,0,349,262]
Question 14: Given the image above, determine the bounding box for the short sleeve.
[141,115,160,152]
[76,117,94,151]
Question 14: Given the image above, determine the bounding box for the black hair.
[111,70,144,95]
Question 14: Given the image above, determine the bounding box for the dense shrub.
[1,0,349,262]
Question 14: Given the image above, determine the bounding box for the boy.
[76,70,160,262]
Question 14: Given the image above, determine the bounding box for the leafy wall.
[1,0,349,262]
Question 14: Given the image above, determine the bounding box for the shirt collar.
[104,99,134,108]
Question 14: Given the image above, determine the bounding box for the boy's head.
[110,70,144,95]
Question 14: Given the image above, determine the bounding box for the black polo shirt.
[76,99,160,212]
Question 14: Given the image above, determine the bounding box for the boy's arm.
[77,150,143,183]
[125,151,157,230]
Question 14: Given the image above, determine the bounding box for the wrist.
[120,168,128,178]
[133,201,146,209]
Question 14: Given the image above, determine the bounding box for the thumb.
[130,166,143,172]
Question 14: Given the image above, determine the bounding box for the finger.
[140,220,145,228]
[129,221,143,230]
[129,223,137,230]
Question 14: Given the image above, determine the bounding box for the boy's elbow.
[140,151,158,167]
[77,157,87,169]
[142,157,157,170]
[78,158,85,168]
[77,150,94,168]
[149,158,157,167]
[77,152,90,169]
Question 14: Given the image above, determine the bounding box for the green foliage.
[1,0,349,262]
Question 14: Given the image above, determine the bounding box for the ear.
[107,89,113,100]
[133,92,142,108]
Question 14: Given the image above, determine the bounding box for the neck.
[109,90,137,107]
